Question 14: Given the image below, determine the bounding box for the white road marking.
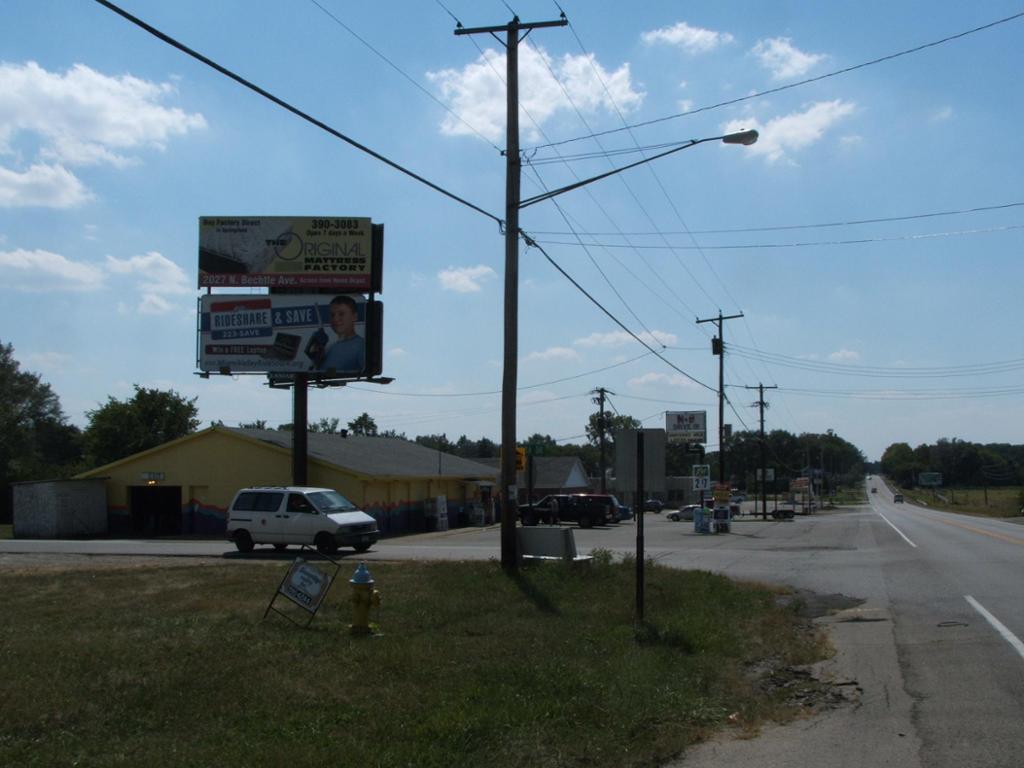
[965,595,1024,662]
[877,511,917,548]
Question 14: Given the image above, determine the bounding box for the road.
[3,484,1023,767]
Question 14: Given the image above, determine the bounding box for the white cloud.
[23,351,72,373]
[526,346,581,362]
[0,61,206,207]
[574,330,677,348]
[437,265,497,293]
[829,348,861,362]
[105,251,191,295]
[722,100,856,163]
[930,106,954,123]
[427,46,642,141]
[641,21,734,53]
[627,372,701,390]
[137,293,173,315]
[0,163,93,208]
[388,347,407,357]
[677,99,694,112]
[839,134,864,148]
[751,38,825,80]
[0,248,104,291]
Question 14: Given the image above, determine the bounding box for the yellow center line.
[908,509,1024,545]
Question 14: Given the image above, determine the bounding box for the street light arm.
[518,129,757,209]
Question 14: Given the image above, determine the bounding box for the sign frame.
[264,551,341,628]
[666,411,707,444]
[692,464,711,491]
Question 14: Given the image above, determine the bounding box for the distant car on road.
[730,494,746,504]
[643,499,665,513]
[519,494,626,528]
[893,494,904,503]
[668,504,708,522]
[871,487,877,494]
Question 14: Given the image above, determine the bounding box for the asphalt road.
[3,485,1023,766]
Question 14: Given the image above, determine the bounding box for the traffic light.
[515,446,527,471]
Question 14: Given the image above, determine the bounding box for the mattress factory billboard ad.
[198,216,382,291]
[198,294,382,377]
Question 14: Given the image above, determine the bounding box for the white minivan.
[226,486,379,555]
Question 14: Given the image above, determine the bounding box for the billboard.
[199,216,382,291]
[918,472,943,487]
[198,293,382,377]
[666,410,707,443]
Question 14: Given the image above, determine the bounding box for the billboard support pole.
[293,374,308,486]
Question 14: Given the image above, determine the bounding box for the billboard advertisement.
[666,410,707,443]
[198,293,382,377]
[198,216,382,291]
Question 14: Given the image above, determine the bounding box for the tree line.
[880,438,1023,488]
[1,339,869,521]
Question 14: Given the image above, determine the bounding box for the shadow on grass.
[634,620,696,653]
[508,568,562,615]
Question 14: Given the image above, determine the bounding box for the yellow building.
[75,426,497,537]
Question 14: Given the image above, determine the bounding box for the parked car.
[871,487,877,494]
[643,499,664,513]
[730,494,746,504]
[519,493,625,528]
[893,494,904,503]
[227,486,379,554]
[668,504,708,522]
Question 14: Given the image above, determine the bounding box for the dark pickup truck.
[519,494,623,528]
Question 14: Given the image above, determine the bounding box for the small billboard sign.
[199,216,382,291]
[692,464,711,491]
[918,472,943,487]
[756,468,776,481]
[666,411,707,444]
[198,293,382,377]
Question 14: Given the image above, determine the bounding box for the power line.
[346,351,655,398]
[93,0,503,227]
[779,385,1024,400]
[527,10,1024,152]
[521,231,717,393]
[525,201,1024,236]
[531,223,1024,251]
[308,0,503,153]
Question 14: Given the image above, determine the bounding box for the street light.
[499,124,758,570]
[519,129,758,209]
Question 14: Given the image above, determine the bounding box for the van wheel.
[315,533,338,555]
[578,514,593,529]
[353,543,372,553]
[273,543,287,552]
[234,530,254,553]
[522,513,536,527]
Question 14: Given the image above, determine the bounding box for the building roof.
[475,455,589,489]
[229,428,498,480]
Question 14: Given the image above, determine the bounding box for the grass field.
[0,556,832,767]
[901,486,1023,518]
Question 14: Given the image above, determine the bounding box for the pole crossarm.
[454,17,568,37]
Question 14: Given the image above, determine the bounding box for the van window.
[234,491,284,512]
[287,493,314,513]
[306,490,357,513]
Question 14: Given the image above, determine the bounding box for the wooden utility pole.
[455,15,567,571]
[696,311,743,486]
[745,383,777,520]
[592,387,612,493]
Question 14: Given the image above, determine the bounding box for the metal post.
[292,373,308,485]
[635,430,645,627]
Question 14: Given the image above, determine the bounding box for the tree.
[585,410,641,446]
[347,412,378,436]
[0,342,83,520]
[309,417,341,434]
[238,419,267,430]
[83,385,199,467]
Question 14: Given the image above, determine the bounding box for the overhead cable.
[527,10,1024,152]
[93,0,503,227]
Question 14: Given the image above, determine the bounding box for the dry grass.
[0,557,832,767]
[903,486,1023,518]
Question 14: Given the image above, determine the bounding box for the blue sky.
[2,0,1022,462]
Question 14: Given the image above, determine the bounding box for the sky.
[2,0,1022,463]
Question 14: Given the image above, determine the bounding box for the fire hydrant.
[349,562,381,636]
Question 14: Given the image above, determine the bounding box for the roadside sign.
[692,464,711,491]
[756,468,776,481]
[280,559,331,613]
[918,472,942,487]
[712,483,731,504]
[667,411,707,444]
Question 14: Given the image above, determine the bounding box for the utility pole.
[696,311,743,486]
[455,14,567,571]
[592,387,612,493]
[745,383,776,520]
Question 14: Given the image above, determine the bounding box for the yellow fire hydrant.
[349,562,380,636]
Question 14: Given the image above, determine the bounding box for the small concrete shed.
[13,478,108,538]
